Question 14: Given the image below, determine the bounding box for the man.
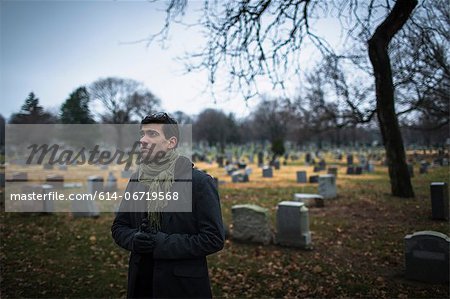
[111,112,225,298]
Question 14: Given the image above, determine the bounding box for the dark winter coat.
[111,157,225,298]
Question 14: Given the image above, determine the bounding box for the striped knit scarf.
[138,149,179,230]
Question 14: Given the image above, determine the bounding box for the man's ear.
[168,136,178,149]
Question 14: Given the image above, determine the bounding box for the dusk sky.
[1,0,343,120]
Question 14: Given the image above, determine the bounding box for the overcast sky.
[1,0,343,121]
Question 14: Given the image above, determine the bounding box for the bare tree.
[148,0,428,197]
[89,77,160,123]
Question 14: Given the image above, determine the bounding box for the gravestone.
[71,176,102,218]
[231,171,249,183]
[347,154,353,165]
[87,175,104,194]
[104,172,118,192]
[0,172,5,187]
[20,184,55,213]
[419,162,428,174]
[231,204,272,244]
[354,166,363,175]
[225,165,237,176]
[430,182,449,220]
[216,156,224,168]
[46,175,64,189]
[318,159,326,171]
[41,184,55,213]
[404,231,449,283]
[245,167,252,175]
[327,167,338,178]
[305,152,312,164]
[273,160,280,170]
[346,166,354,175]
[275,201,312,249]
[318,174,337,199]
[238,162,247,169]
[262,166,273,178]
[9,172,28,182]
[257,152,264,167]
[296,171,307,183]
[231,172,240,183]
[309,175,318,183]
[293,193,324,207]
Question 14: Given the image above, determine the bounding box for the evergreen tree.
[60,87,95,124]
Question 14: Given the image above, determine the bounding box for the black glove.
[131,231,156,254]
[139,218,157,234]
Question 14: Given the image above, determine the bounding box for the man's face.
[139,124,177,160]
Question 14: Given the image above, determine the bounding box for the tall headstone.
[318,174,337,199]
[430,182,449,220]
[257,152,264,167]
[217,156,224,168]
[275,201,312,249]
[231,204,272,245]
[0,172,5,187]
[305,152,312,165]
[72,176,102,218]
[347,154,353,165]
[404,231,449,283]
[104,172,118,192]
[41,184,55,213]
[87,176,104,194]
[296,171,307,183]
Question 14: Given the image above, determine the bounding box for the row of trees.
[6,80,446,149]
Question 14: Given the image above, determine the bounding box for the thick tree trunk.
[368,0,417,198]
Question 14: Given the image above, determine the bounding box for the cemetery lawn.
[0,165,449,298]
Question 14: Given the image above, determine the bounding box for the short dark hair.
[141,112,180,145]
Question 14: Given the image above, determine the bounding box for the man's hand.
[131,231,156,254]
